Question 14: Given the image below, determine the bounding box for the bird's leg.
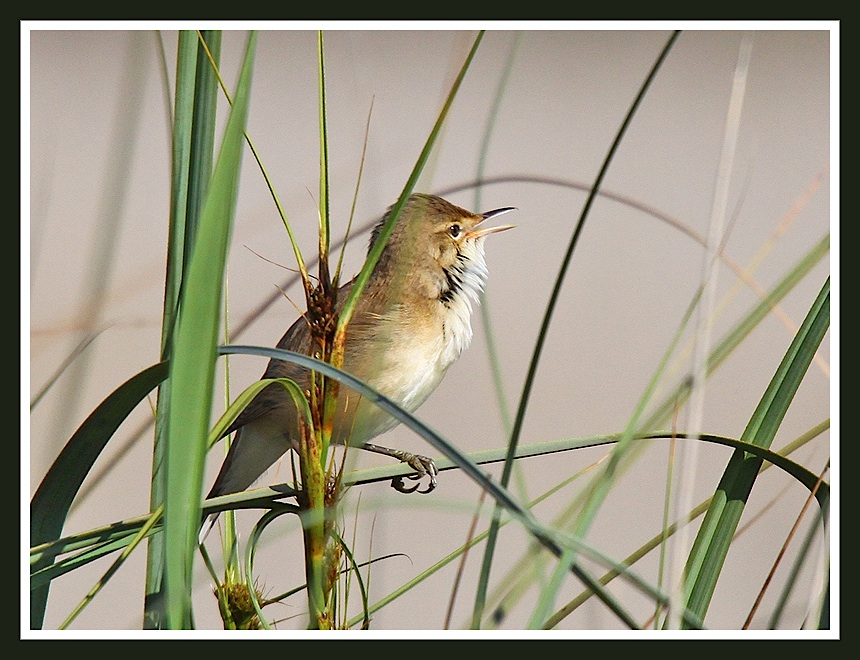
[361,443,438,494]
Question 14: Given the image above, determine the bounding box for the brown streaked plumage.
[207,193,515,499]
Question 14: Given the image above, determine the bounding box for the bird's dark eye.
[448,224,462,238]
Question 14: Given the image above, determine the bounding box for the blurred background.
[27,25,833,633]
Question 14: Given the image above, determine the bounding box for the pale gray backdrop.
[28,26,832,633]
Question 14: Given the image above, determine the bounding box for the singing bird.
[207,193,515,499]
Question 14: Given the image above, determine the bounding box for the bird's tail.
[207,419,294,500]
[200,419,294,538]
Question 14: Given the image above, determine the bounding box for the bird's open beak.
[466,206,517,239]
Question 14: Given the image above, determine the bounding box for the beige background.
[28,26,832,633]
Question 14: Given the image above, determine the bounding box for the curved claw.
[414,480,436,495]
[391,475,422,494]
[391,453,438,494]
[361,443,439,494]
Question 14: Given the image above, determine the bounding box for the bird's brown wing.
[221,310,314,437]
[221,277,382,437]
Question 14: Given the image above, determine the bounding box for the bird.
[207,193,515,501]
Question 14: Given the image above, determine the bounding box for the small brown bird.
[207,193,515,499]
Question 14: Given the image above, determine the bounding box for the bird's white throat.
[438,237,489,367]
[369,237,490,420]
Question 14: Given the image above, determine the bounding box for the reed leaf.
[160,31,256,629]
[146,29,220,630]
[29,361,169,629]
[680,276,830,626]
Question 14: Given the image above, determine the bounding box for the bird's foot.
[362,443,438,494]
[391,452,438,494]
